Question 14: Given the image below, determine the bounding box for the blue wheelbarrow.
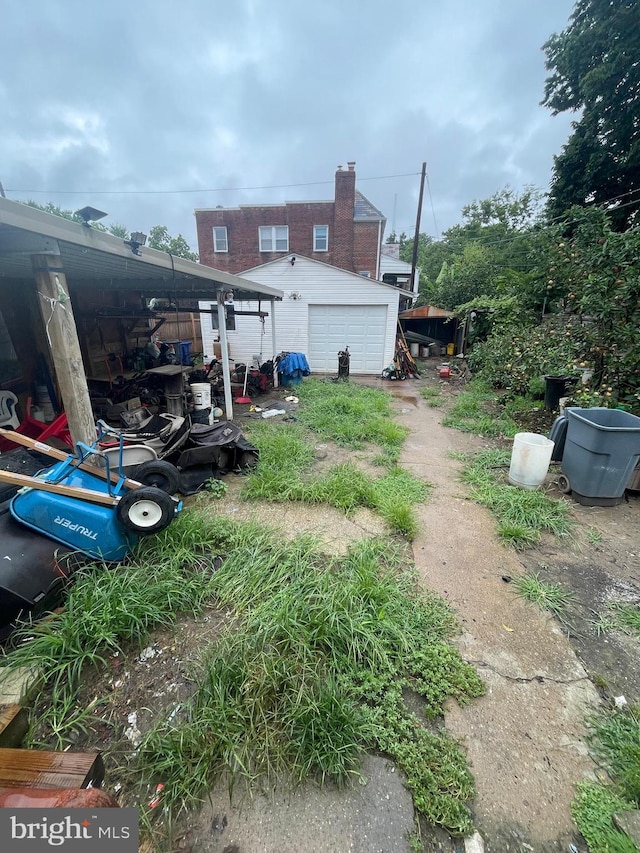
[0,427,182,562]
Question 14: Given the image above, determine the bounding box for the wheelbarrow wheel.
[133,460,180,494]
[116,487,175,534]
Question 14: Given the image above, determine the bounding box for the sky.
[1,0,577,252]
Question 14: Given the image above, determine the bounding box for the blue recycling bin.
[562,407,640,505]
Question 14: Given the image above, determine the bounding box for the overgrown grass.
[136,517,484,836]
[442,381,518,438]
[243,422,430,538]
[511,573,573,618]
[1,511,484,839]
[420,387,443,407]
[0,511,244,746]
[294,378,408,453]
[573,706,640,852]
[459,449,573,548]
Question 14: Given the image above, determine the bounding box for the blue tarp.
[277,352,311,379]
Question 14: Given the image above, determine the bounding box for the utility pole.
[410,162,426,295]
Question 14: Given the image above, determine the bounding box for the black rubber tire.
[557,473,572,494]
[116,487,176,534]
[133,460,181,494]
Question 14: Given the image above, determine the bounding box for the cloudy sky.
[2,0,576,251]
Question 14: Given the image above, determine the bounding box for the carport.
[0,198,283,443]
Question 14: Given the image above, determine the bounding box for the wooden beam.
[31,253,96,447]
[0,749,104,790]
[0,470,118,507]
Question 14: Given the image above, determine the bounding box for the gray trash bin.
[562,407,640,505]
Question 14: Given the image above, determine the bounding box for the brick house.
[195,162,386,278]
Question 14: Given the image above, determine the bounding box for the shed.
[0,198,283,437]
[199,255,413,375]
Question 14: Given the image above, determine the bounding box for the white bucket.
[410,343,420,357]
[508,432,555,490]
[190,382,211,411]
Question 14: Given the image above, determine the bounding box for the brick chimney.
[333,162,356,271]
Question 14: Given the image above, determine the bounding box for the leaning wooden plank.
[0,706,29,748]
[0,428,143,490]
[0,749,104,790]
[0,470,118,507]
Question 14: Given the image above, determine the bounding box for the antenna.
[392,193,397,235]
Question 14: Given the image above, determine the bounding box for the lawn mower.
[0,427,182,562]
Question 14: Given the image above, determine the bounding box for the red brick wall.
[353,221,381,277]
[195,165,380,275]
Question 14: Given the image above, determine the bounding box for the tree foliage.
[542,0,640,228]
[20,201,199,261]
[147,225,199,261]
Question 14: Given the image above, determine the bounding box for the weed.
[511,573,573,617]
[572,706,640,851]
[587,527,603,546]
[420,388,443,407]
[460,449,572,549]
[594,603,640,639]
[572,782,637,853]
[294,378,408,450]
[442,381,517,439]
[243,423,429,538]
[203,478,228,499]
[135,525,484,836]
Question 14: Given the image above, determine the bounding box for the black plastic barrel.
[544,375,571,410]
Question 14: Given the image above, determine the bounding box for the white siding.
[200,256,400,374]
[379,253,419,294]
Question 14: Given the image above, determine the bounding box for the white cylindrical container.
[410,343,420,357]
[190,382,211,411]
[508,432,555,490]
[35,383,55,423]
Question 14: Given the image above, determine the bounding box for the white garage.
[308,304,388,373]
[199,255,413,375]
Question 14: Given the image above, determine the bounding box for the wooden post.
[31,254,96,446]
[271,301,279,388]
[217,291,234,421]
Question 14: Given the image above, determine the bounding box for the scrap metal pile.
[382,326,419,380]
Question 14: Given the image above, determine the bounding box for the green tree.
[147,225,199,261]
[23,200,129,238]
[542,0,640,229]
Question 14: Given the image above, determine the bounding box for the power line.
[395,186,640,252]
[425,171,440,240]
[5,171,421,196]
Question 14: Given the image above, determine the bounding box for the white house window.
[313,225,328,252]
[212,226,228,252]
[259,225,289,252]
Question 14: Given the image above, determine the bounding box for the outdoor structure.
[380,243,419,310]
[398,304,457,354]
[0,198,283,437]
[200,255,413,375]
[195,162,387,278]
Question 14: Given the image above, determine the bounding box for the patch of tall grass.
[573,706,640,852]
[138,526,484,835]
[243,424,430,538]
[442,381,517,438]
[1,511,259,746]
[294,378,408,450]
[460,449,572,548]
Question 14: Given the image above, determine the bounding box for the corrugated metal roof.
[353,191,386,221]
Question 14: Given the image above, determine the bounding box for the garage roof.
[0,198,283,303]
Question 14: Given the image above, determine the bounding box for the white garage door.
[308,304,388,373]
